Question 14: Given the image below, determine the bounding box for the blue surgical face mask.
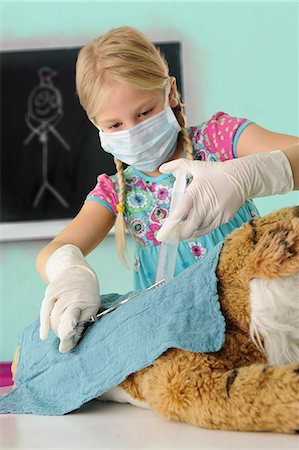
[98,105,181,172]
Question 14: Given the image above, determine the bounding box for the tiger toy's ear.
[241,213,299,282]
[218,206,299,283]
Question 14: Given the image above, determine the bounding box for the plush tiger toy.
[115,206,299,433]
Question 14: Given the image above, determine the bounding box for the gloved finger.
[177,196,213,240]
[59,337,76,354]
[186,216,222,241]
[156,215,181,242]
[159,158,193,176]
[39,294,57,341]
[57,306,81,344]
[177,183,218,240]
[50,305,65,336]
[178,209,201,240]
[58,306,94,353]
[156,193,194,242]
[49,290,78,335]
[62,332,88,354]
[73,324,85,347]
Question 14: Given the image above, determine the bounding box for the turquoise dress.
[86,112,259,290]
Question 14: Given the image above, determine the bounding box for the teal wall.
[1,1,298,361]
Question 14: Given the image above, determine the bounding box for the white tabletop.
[0,392,298,450]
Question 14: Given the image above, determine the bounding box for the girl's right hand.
[39,244,101,353]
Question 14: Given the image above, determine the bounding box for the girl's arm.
[236,123,299,155]
[37,200,116,352]
[36,200,116,283]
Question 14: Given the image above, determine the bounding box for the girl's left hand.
[157,151,293,241]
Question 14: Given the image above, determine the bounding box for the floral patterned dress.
[86,112,259,290]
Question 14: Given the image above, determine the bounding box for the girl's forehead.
[103,81,162,103]
[96,82,164,120]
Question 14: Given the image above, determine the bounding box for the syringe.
[155,170,187,283]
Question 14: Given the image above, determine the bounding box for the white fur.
[249,273,299,365]
[97,386,149,409]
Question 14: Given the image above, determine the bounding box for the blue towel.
[0,242,225,416]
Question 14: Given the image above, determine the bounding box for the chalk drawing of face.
[27,67,63,127]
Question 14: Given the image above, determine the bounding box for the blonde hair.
[76,26,193,268]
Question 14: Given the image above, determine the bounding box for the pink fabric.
[87,112,250,211]
[190,111,249,161]
[86,173,118,216]
[0,362,13,387]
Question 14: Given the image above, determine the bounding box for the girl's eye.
[109,122,122,129]
[139,108,152,117]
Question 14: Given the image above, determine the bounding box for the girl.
[34,26,297,354]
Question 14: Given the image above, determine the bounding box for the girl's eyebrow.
[99,101,154,124]
[100,118,120,125]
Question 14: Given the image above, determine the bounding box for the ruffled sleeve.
[85,174,118,217]
[191,112,254,161]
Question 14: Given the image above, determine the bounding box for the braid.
[114,157,130,269]
[173,100,193,160]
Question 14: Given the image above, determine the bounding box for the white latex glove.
[157,151,293,241]
[39,244,100,353]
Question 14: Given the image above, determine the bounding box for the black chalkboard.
[0,43,183,223]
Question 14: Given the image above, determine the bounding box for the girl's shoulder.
[85,172,119,216]
[188,111,254,161]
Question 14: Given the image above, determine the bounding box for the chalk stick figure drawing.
[23,66,71,208]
